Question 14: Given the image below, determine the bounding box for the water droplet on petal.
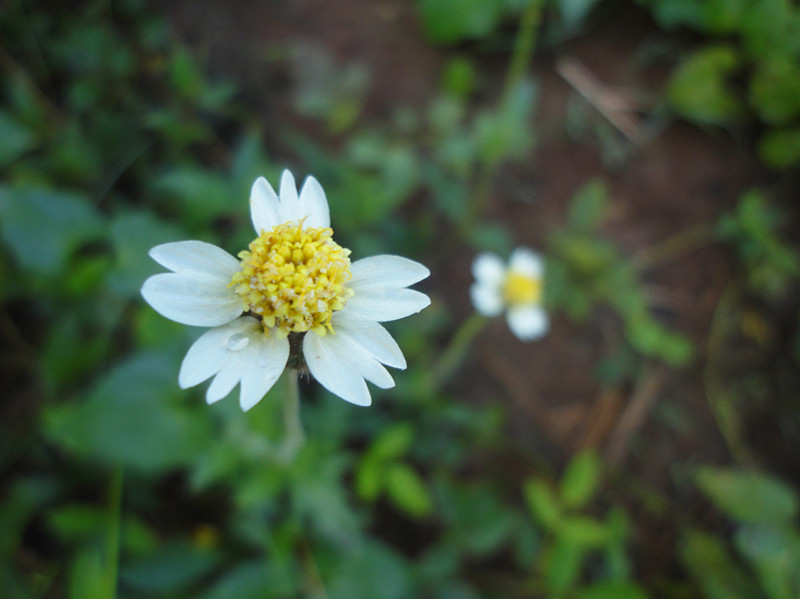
[226,333,250,351]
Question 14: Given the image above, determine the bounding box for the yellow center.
[230,221,353,337]
[502,271,541,306]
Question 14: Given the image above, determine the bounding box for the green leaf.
[578,580,650,599]
[524,479,561,528]
[355,454,385,502]
[668,46,744,124]
[546,537,585,593]
[43,352,211,473]
[557,516,609,548]
[749,56,800,126]
[108,210,184,298]
[120,542,220,593]
[418,0,503,44]
[559,450,601,509]
[758,126,800,170]
[696,468,798,525]
[0,111,37,166]
[324,540,416,599]
[567,180,608,232]
[680,529,759,599]
[199,561,298,599]
[369,423,415,461]
[0,186,103,275]
[68,546,110,599]
[735,524,800,599]
[385,463,433,518]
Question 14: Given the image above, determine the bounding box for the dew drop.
[226,333,250,351]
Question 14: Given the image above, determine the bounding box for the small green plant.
[642,0,800,169]
[524,451,649,598]
[546,180,693,366]
[682,467,800,599]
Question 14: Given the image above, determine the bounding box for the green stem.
[427,312,488,390]
[463,0,543,231]
[278,372,305,462]
[631,222,716,271]
[104,465,124,599]
[503,0,543,102]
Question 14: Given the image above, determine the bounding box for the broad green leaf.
[0,111,37,166]
[524,479,561,528]
[108,210,184,298]
[668,46,744,124]
[0,186,103,274]
[546,537,585,593]
[559,451,601,509]
[680,529,759,599]
[324,540,416,599]
[578,580,649,599]
[735,524,800,599]
[355,454,384,501]
[697,468,798,525]
[120,542,220,593]
[385,462,433,518]
[759,126,800,170]
[68,546,110,599]
[369,423,415,461]
[43,352,211,473]
[418,0,502,44]
[749,57,800,126]
[567,180,608,232]
[199,561,298,599]
[557,516,609,548]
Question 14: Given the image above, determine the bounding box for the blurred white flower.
[470,247,548,341]
[141,170,430,410]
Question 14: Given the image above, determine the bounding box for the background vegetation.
[1,0,798,597]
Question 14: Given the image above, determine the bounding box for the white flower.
[470,247,548,341]
[141,170,430,410]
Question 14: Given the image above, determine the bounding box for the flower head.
[470,247,548,341]
[141,170,430,410]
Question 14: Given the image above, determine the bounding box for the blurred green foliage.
[1,0,798,598]
[640,0,800,169]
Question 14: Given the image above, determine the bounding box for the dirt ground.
[163,0,788,577]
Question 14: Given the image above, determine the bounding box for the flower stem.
[278,372,305,462]
[427,313,488,391]
[104,465,124,599]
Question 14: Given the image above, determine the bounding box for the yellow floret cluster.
[502,271,541,306]
[231,221,353,337]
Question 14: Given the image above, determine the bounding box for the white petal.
[344,288,430,322]
[277,169,303,223]
[179,325,238,388]
[149,240,240,279]
[472,253,506,286]
[250,176,281,233]
[239,333,290,411]
[303,332,372,406]
[179,317,289,409]
[206,349,250,404]
[506,305,549,341]
[141,273,242,326]
[332,311,407,369]
[350,255,430,290]
[298,175,330,228]
[470,282,503,316]
[508,247,543,279]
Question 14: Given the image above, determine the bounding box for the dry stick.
[606,364,669,465]
[555,55,646,148]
